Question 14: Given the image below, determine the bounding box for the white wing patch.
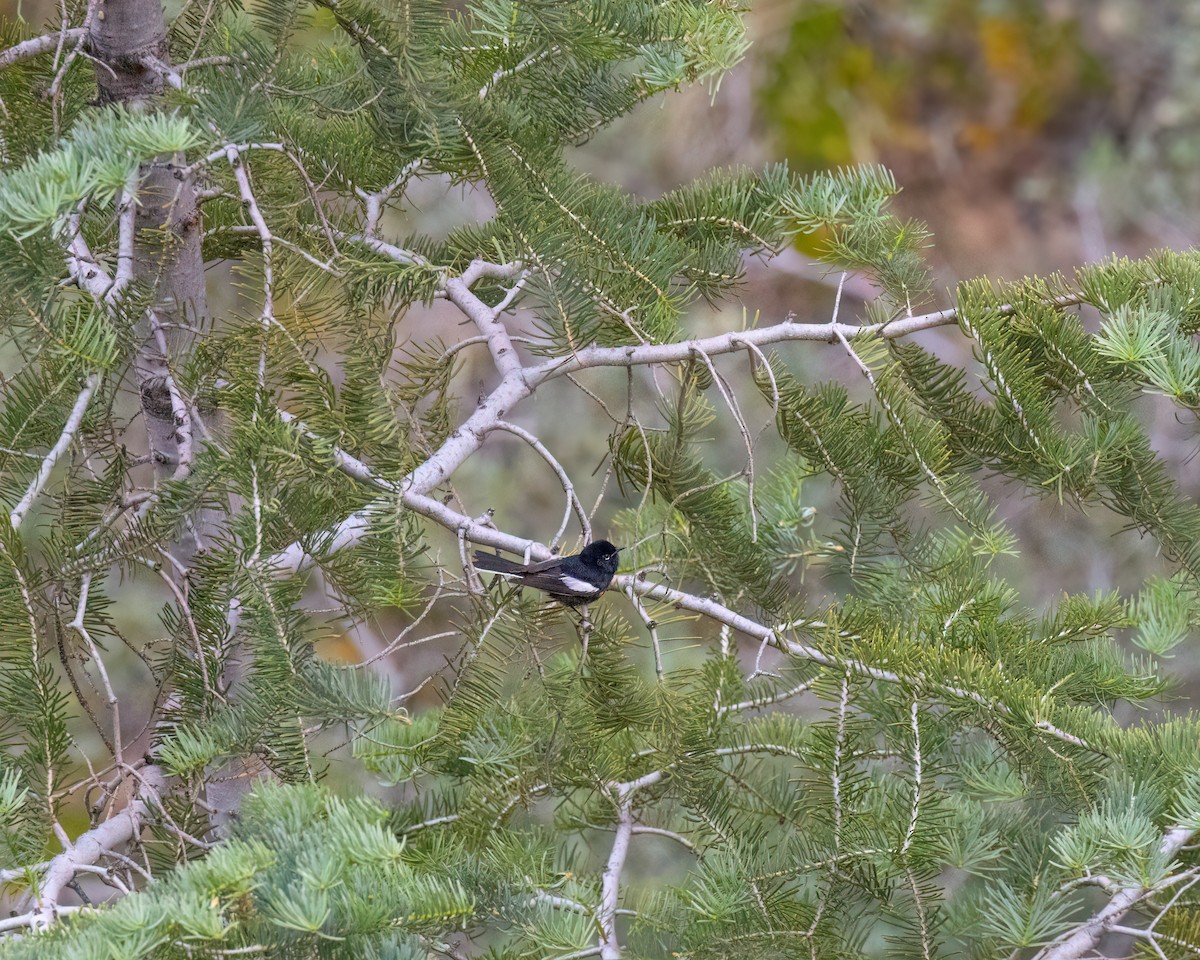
[559,575,598,594]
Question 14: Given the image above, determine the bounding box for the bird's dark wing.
[473,552,528,575]
[474,551,570,573]
[523,555,575,573]
[474,552,601,600]
[513,569,600,597]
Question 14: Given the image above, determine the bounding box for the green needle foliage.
[2,2,1200,959]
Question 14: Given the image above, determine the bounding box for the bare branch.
[491,420,590,547]
[0,29,87,70]
[34,765,166,928]
[478,46,558,100]
[356,158,422,237]
[598,784,635,960]
[527,310,961,385]
[443,260,525,376]
[717,677,813,717]
[69,574,123,767]
[224,145,275,396]
[105,171,140,304]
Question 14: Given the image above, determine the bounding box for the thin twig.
[10,373,100,530]
[69,574,122,768]
[491,420,590,547]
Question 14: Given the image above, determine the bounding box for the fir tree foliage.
[4,1,1200,958]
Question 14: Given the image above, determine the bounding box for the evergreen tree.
[0,3,1198,959]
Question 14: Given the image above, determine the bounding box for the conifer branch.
[69,573,123,767]
[355,159,422,237]
[266,273,972,574]
[65,225,196,482]
[139,54,184,91]
[631,824,696,851]
[627,576,1099,754]
[269,396,1099,756]
[716,678,813,716]
[479,47,559,100]
[343,231,435,270]
[596,775,663,960]
[525,308,962,384]
[66,222,116,301]
[106,172,139,304]
[0,906,84,933]
[532,891,598,920]
[11,4,1191,953]
[443,261,526,377]
[178,142,286,179]
[225,144,276,393]
[1032,826,1196,960]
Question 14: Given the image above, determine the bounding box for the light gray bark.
[90,0,208,480]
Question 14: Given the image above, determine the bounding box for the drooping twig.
[69,574,123,768]
[491,420,590,547]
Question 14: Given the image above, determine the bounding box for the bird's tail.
[473,551,524,575]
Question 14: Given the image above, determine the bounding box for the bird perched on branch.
[473,540,621,605]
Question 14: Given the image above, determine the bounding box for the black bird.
[473,540,621,605]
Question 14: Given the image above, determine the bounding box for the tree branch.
[269,398,1099,756]
[1032,826,1196,960]
[10,373,100,530]
[598,784,635,960]
[34,765,165,928]
[0,29,87,70]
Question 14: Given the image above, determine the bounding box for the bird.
[473,540,621,605]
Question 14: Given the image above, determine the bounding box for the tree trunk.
[90,0,208,484]
[88,0,253,825]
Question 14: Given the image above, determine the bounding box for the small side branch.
[356,158,422,237]
[491,420,590,546]
[10,373,100,530]
[0,29,87,70]
[1032,826,1195,960]
[69,574,123,767]
[224,145,275,391]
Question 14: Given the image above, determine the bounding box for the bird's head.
[581,539,621,576]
